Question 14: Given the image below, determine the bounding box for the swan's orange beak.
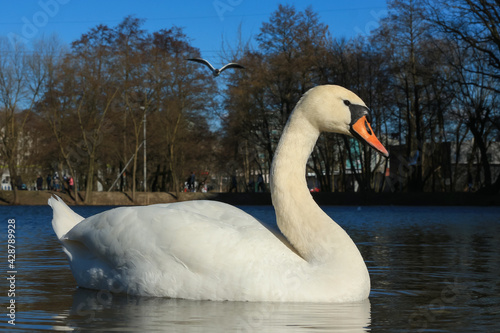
[350,116,389,157]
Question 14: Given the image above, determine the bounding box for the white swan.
[50,85,388,302]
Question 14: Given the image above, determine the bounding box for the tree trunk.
[8,163,19,205]
[131,141,139,202]
[84,156,95,203]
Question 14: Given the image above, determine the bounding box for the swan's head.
[299,85,389,157]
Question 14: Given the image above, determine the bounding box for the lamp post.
[141,107,147,192]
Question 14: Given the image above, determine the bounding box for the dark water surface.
[1,204,499,332]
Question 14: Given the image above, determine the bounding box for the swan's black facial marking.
[348,103,371,126]
[348,103,374,141]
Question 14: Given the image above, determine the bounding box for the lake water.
[1,204,499,332]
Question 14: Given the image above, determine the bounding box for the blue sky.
[0,0,388,64]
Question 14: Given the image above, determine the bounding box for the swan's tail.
[48,195,84,239]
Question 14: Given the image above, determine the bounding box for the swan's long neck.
[270,110,363,266]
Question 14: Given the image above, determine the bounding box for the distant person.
[16,176,23,190]
[467,172,473,192]
[257,174,265,192]
[63,175,68,191]
[188,172,195,192]
[229,175,237,192]
[46,174,52,190]
[69,176,74,192]
[247,178,255,192]
[36,175,43,191]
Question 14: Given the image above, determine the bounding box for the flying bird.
[187,58,245,77]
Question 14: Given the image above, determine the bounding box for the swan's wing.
[187,58,216,72]
[63,201,296,274]
[219,62,245,73]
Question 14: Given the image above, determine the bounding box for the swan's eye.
[344,100,351,106]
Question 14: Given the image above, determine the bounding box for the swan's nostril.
[365,119,372,135]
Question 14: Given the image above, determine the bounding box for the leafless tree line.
[220,0,500,194]
[1,17,218,204]
[1,1,499,204]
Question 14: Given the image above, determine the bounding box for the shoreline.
[1,190,499,206]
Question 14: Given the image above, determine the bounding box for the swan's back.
[51,199,305,300]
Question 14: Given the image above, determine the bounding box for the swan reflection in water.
[62,288,371,332]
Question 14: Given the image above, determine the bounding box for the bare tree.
[70,25,119,202]
[426,0,500,93]
[112,16,150,201]
[146,28,217,193]
[426,0,500,192]
[0,37,51,203]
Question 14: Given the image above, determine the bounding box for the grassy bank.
[0,190,216,206]
[1,190,499,206]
